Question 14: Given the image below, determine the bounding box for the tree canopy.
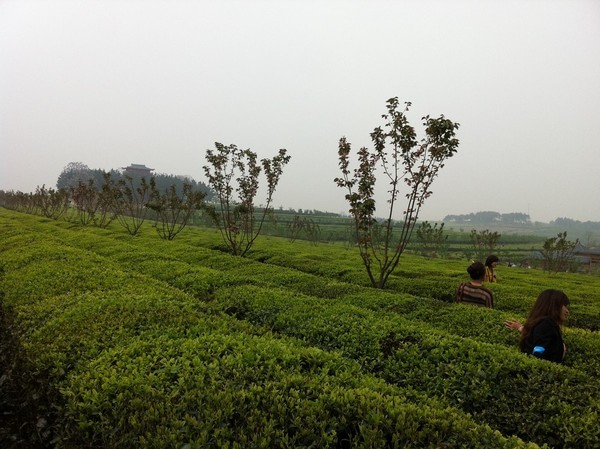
[56,162,214,200]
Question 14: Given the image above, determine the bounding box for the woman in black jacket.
[505,289,570,363]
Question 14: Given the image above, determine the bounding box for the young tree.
[469,229,501,261]
[286,215,321,245]
[103,174,157,236]
[286,215,304,243]
[416,221,448,258]
[34,185,70,220]
[203,143,290,256]
[303,217,321,246]
[0,190,36,214]
[94,183,116,229]
[540,231,579,272]
[147,183,206,240]
[335,97,459,288]
[70,179,102,225]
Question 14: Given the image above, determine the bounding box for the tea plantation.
[1,209,599,448]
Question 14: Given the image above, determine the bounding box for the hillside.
[1,208,599,448]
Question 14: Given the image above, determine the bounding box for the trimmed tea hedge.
[0,213,537,448]
[211,284,600,448]
[339,290,600,379]
[59,328,532,449]
[2,209,600,448]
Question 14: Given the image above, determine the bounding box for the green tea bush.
[59,329,534,449]
[22,214,361,300]
[2,209,599,448]
[0,214,536,449]
[14,210,599,329]
[97,230,361,299]
[0,228,220,446]
[339,290,600,379]
[247,248,366,282]
[1,232,212,343]
[1,245,133,306]
[11,210,599,379]
[212,285,600,448]
[386,276,459,302]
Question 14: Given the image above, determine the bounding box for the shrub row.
[0,214,535,448]
[338,290,600,379]
[4,211,593,444]
[8,210,600,378]
[13,214,360,300]
[36,212,600,378]
[210,284,600,448]
[145,221,600,330]
[61,328,533,449]
[19,209,600,318]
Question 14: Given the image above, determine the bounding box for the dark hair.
[467,262,485,280]
[485,255,499,267]
[519,289,570,351]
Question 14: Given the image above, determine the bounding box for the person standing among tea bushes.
[504,289,569,363]
[456,261,494,308]
[484,254,499,282]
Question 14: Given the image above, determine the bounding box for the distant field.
[196,210,599,269]
[198,208,600,247]
[1,208,599,448]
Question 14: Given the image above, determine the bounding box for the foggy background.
[1,0,599,223]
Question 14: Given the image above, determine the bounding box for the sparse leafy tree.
[94,183,116,229]
[540,231,579,272]
[416,221,448,258]
[335,97,459,288]
[286,215,321,245]
[469,229,501,261]
[103,173,157,236]
[287,215,304,243]
[203,142,290,256]
[70,179,103,225]
[304,217,321,246]
[34,185,70,220]
[147,183,205,240]
[0,190,36,214]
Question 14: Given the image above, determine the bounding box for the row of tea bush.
[0,210,537,448]
[2,209,599,447]
[20,209,599,380]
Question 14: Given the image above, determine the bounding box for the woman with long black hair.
[505,289,570,363]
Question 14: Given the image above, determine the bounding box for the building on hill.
[122,163,154,178]
[531,242,600,272]
[573,242,600,272]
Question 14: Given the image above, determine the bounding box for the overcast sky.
[1,0,599,223]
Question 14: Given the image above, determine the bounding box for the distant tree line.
[56,162,214,200]
[550,217,600,229]
[276,207,339,217]
[443,212,600,230]
[444,211,530,224]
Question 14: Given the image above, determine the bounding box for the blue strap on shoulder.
[532,346,545,356]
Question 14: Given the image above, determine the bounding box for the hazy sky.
[1,0,599,223]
